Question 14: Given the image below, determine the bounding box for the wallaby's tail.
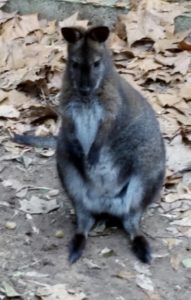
[12,133,57,149]
[132,235,151,264]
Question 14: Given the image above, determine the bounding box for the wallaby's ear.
[88,26,110,43]
[61,27,82,43]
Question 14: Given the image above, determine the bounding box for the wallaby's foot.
[68,233,86,264]
[132,235,151,264]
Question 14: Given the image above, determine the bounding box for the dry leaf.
[0,10,16,26]
[181,127,191,146]
[100,247,116,257]
[172,52,191,76]
[115,0,128,8]
[170,254,180,271]
[182,258,191,269]
[59,12,88,29]
[136,274,154,292]
[48,189,60,197]
[139,57,161,73]
[115,270,135,280]
[164,193,191,203]
[146,291,161,300]
[159,114,179,139]
[37,149,56,157]
[16,188,28,198]
[1,14,40,41]
[134,261,151,275]
[107,32,127,53]
[163,238,182,250]
[0,281,20,298]
[166,135,191,172]
[19,196,59,214]
[2,178,23,191]
[0,0,7,8]
[171,215,191,227]
[36,284,86,300]
[179,83,191,101]
[83,258,102,270]
[0,89,8,102]
[155,52,191,76]
[156,94,181,108]
[0,104,20,118]
[43,20,57,35]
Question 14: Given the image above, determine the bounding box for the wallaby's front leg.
[88,86,119,166]
[69,207,95,263]
[88,112,116,165]
[88,119,110,165]
[60,116,86,178]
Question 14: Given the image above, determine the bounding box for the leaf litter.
[0,0,190,299]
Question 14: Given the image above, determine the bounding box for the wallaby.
[56,25,165,264]
[13,26,166,264]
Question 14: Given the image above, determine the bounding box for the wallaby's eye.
[72,61,79,69]
[94,60,100,68]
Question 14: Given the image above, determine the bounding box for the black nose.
[79,87,91,96]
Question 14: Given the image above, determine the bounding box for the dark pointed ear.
[88,26,110,43]
[61,27,82,43]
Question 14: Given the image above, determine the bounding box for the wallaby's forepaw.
[68,233,86,264]
[132,235,152,264]
[88,144,99,166]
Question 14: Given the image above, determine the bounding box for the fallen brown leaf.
[36,284,87,300]
[1,14,40,42]
[0,104,20,118]
[59,12,89,29]
[170,254,181,271]
[115,270,135,280]
[179,83,191,101]
[178,32,191,51]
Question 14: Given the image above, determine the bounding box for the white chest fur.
[69,101,103,155]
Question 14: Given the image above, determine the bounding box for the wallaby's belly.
[87,147,121,197]
[82,146,128,215]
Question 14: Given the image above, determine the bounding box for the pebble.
[5,221,17,230]
[54,230,64,238]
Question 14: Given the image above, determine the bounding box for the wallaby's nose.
[79,87,91,96]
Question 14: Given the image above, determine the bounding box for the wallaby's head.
[61,26,111,96]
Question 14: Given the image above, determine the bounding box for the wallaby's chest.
[69,101,104,155]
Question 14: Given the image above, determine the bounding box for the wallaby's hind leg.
[69,207,95,263]
[121,171,164,263]
[123,210,151,264]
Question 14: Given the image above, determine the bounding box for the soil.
[0,146,191,300]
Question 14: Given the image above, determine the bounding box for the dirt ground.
[0,1,191,299]
[0,145,190,300]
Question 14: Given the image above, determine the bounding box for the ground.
[0,146,190,300]
[0,1,191,299]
